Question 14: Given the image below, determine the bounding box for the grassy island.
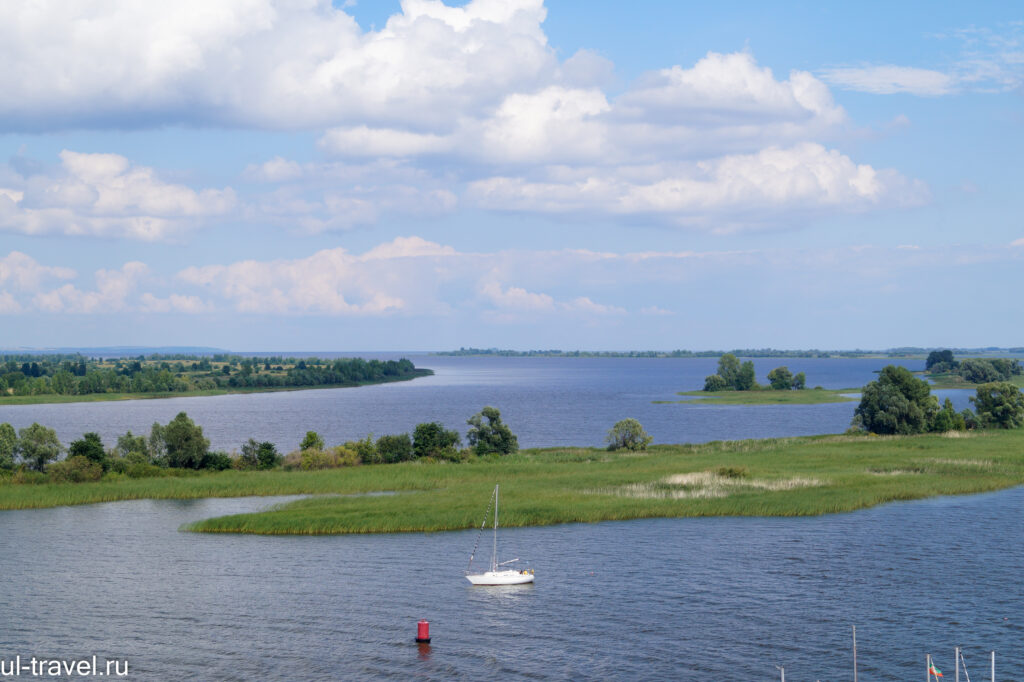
[661,388,859,406]
[3,429,1024,534]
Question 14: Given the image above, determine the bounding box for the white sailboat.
[465,484,535,585]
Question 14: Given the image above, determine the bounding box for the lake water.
[1,489,1020,680]
[1,356,1012,680]
[0,355,973,452]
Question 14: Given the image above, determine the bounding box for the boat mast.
[492,484,499,572]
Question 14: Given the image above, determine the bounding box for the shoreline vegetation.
[662,388,859,405]
[1,429,1023,534]
[0,353,432,406]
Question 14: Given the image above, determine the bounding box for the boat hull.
[465,570,535,586]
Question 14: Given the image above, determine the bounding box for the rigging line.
[467,486,496,572]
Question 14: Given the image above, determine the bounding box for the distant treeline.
[0,354,429,398]
[438,347,1024,359]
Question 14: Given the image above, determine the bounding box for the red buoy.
[415,620,431,643]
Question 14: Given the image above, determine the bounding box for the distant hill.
[1,346,228,357]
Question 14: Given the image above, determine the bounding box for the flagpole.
[991,650,994,682]
[927,653,932,682]
[955,646,959,682]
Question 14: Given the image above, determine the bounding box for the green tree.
[412,422,461,459]
[717,354,741,388]
[256,442,280,469]
[852,365,937,435]
[51,369,76,395]
[0,422,16,470]
[240,438,260,468]
[68,432,107,471]
[925,349,956,372]
[734,361,757,391]
[18,423,62,472]
[300,431,324,451]
[703,374,728,392]
[793,372,806,390]
[931,398,966,432]
[376,433,414,463]
[115,431,149,463]
[467,406,518,455]
[163,412,209,469]
[606,418,653,451]
[148,422,168,465]
[766,366,793,390]
[971,382,1024,429]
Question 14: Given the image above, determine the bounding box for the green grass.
[923,374,1024,390]
[0,370,433,406]
[661,388,859,405]
[5,429,1024,535]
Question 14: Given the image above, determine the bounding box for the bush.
[703,374,728,392]
[412,422,461,459]
[256,442,281,469]
[852,365,937,435]
[12,469,49,485]
[377,433,414,463]
[346,435,378,464]
[300,431,325,451]
[606,418,653,451]
[466,407,518,455]
[48,455,103,483]
[283,446,360,470]
[68,432,108,471]
[972,382,1024,429]
[201,451,234,471]
[766,366,793,390]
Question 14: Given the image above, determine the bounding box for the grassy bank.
[4,429,1023,534]
[924,374,1024,390]
[661,388,859,405]
[0,369,433,406]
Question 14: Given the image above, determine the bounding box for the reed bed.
[4,429,1024,534]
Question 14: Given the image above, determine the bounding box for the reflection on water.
[2,489,1022,680]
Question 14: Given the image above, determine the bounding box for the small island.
[0,353,432,405]
[922,349,1023,389]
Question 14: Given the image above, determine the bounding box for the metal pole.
[492,485,499,572]
[956,646,960,682]
[853,625,857,682]
[927,654,932,682]
[991,650,995,682]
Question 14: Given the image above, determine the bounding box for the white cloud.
[0,251,76,290]
[0,0,555,131]
[819,66,957,96]
[32,262,148,313]
[1012,237,1024,247]
[0,151,234,241]
[0,291,21,314]
[480,281,556,312]
[469,143,927,227]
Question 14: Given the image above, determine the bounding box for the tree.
[300,431,324,452]
[256,442,280,469]
[68,432,107,471]
[18,423,62,472]
[467,406,518,455]
[115,431,149,463]
[148,422,168,465]
[716,354,741,388]
[852,365,937,435]
[793,372,806,390]
[0,422,16,470]
[766,366,793,390]
[971,382,1024,429]
[240,438,260,468]
[734,361,757,391]
[703,374,728,392]
[163,412,209,469]
[376,433,414,463]
[931,398,966,432]
[925,349,956,372]
[412,422,461,459]
[606,418,653,451]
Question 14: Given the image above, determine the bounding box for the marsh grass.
[5,429,1024,534]
[665,388,860,405]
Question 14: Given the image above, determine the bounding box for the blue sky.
[0,1,1021,351]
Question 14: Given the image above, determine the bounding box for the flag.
[929,661,943,678]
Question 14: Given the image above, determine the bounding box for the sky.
[0,0,1021,351]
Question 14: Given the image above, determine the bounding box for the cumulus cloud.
[32,262,149,313]
[0,151,235,240]
[469,143,928,227]
[0,0,556,131]
[0,251,76,290]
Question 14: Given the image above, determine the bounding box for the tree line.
[853,365,1024,434]
[0,354,426,397]
[925,350,1021,384]
[0,406,521,484]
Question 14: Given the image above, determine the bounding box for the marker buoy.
[415,620,431,643]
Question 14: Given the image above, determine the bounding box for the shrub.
[716,466,748,478]
[256,442,281,469]
[412,422,461,459]
[48,455,103,483]
[971,382,1024,429]
[201,451,234,471]
[346,435,378,464]
[466,407,518,455]
[68,432,108,471]
[377,433,414,463]
[300,431,325,451]
[606,418,653,452]
[703,374,728,392]
[284,446,360,470]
